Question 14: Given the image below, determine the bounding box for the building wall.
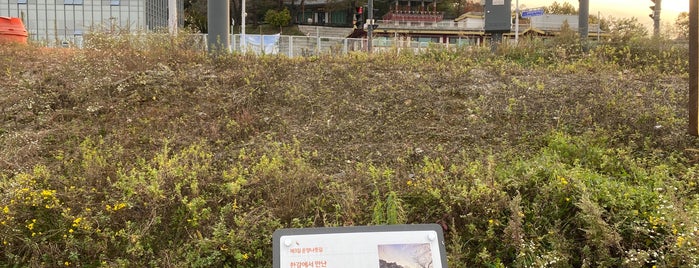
[0,0,183,45]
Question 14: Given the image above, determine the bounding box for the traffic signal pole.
[690,0,699,135]
[651,0,662,37]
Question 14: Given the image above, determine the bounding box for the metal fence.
[230,34,366,57]
[228,34,480,56]
[57,33,481,56]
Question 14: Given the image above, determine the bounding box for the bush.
[264,8,291,29]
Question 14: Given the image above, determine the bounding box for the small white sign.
[492,0,505,5]
[273,224,447,268]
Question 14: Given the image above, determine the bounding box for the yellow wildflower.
[677,236,686,248]
[2,206,8,214]
[72,217,83,227]
[40,189,55,198]
[559,176,568,186]
[27,219,36,230]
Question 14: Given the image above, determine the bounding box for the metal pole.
[597,11,600,41]
[168,0,177,35]
[514,0,519,43]
[241,0,247,52]
[207,0,230,53]
[653,0,662,37]
[368,0,373,53]
[578,0,589,39]
[690,0,699,135]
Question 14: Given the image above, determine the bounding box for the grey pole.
[368,0,374,53]
[653,0,662,37]
[690,0,698,135]
[578,0,589,39]
[208,0,230,53]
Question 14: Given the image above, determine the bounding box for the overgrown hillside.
[1,35,698,267]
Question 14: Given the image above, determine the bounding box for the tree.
[265,8,292,30]
[438,0,482,19]
[607,17,648,43]
[184,0,207,33]
[675,12,689,40]
[543,1,577,15]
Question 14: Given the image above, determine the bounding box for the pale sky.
[518,0,689,29]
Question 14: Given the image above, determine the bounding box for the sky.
[517,0,689,29]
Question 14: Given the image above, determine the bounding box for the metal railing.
[229,34,366,56]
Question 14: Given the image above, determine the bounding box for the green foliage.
[607,17,649,43]
[264,8,292,29]
[543,1,578,15]
[675,12,689,40]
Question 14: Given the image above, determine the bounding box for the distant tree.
[265,8,292,30]
[184,0,207,33]
[438,0,482,19]
[607,17,648,43]
[675,12,689,40]
[544,1,577,15]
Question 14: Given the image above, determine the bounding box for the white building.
[0,0,183,46]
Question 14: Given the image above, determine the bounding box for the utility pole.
[207,0,230,53]
[690,0,698,135]
[368,0,374,53]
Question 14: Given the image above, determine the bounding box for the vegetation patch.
[0,33,698,267]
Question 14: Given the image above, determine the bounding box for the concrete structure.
[0,0,183,46]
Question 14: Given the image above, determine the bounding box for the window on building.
[17,0,27,4]
[64,0,84,4]
[110,0,120,5]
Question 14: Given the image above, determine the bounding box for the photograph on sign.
[379,243,433,268]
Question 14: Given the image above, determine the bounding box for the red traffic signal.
[356,7,363,14]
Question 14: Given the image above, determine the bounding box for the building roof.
[454,12,484,22]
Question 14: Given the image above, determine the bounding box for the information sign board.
[521,8,545,18]
[484,0,512,32]
[273,224,447,268]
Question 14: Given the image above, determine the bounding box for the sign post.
[273,224,447,268]
[484,0,511,51]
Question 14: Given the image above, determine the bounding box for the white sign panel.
[273,224,447,268]
[492,0,505,5]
